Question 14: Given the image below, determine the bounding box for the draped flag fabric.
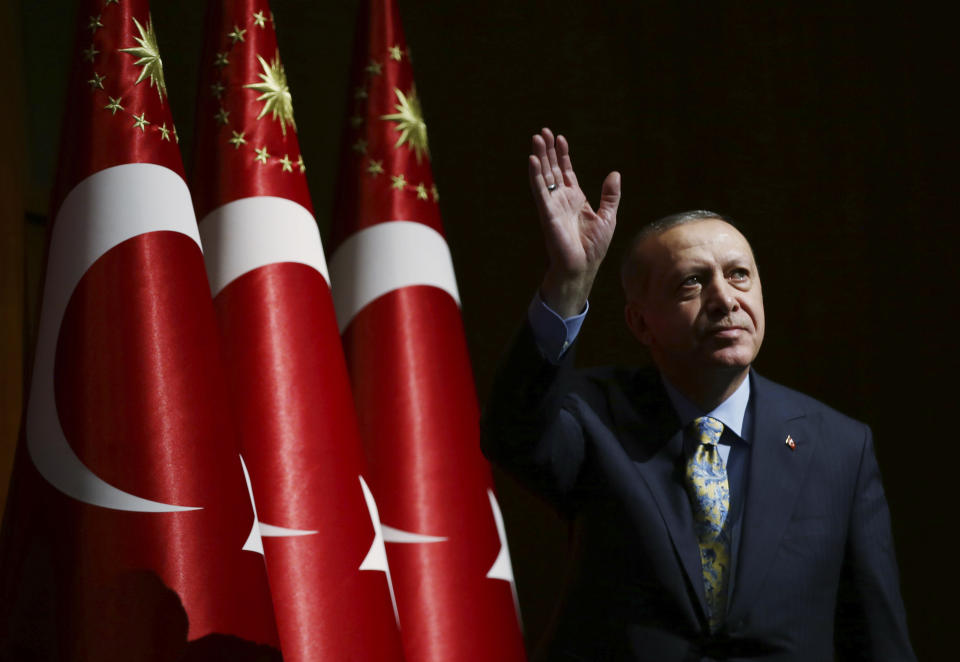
[329,1,528,660]
[0,1,281,659]
[191,1,406,660]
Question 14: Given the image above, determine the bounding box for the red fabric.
[51,0,185,220]
[0,1,281,657]
[192,2,405,660]
[213,264,405,661]
[342,288,526,662]
[330,0,444,249]
[191,0,312,221]
[330,2,528,660]
[52,232,279,647]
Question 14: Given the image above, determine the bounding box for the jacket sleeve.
[834,425,916,661]
[480,321,589,517]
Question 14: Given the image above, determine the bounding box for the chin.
[701,336,759,366]
[703,350,755,371]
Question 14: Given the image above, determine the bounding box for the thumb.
[597,171,621,222]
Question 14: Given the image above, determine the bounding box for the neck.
[660,364,749,412]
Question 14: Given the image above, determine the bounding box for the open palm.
[529,128,620,316]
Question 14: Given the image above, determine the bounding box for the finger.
[542,128,565,189]
[531,132,547,159]
[556,134,579,188]
[596,171,622,223]
[528,154,551,218]
[531,133,556,192]
[528,152,547,192]
[537,128,558,190]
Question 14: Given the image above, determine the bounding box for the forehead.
[642,219,755,270]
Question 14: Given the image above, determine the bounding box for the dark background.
[18,1,954,658]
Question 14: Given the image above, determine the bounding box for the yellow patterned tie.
[686,416,730,631]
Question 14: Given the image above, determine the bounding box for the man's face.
[625,219,765,380]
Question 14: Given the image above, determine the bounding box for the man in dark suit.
[481,128,915,661]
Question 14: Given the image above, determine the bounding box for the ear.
[624,300,652,346]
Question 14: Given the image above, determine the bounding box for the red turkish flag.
[191,1,406,661]
[329,1,527,660]
[0,1,280,659]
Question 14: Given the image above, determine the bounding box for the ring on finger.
[547,183,558,192]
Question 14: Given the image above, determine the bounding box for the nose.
[704,277,739,316]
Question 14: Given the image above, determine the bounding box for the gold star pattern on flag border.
[201,23,304,175]
[229,130,247,149]
[228,25,247,44]
[104,96,123,114]
[82,15,183,144]
[345,44,440,204]
[132,113,150,132]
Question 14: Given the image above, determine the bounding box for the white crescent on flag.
[328,220,461,332]
[199,195,330,296]
[26,163,203,513]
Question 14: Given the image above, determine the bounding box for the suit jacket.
[481,323,915,662]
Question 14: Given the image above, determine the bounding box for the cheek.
[659,310,700,342]
[645,300,702,344]
[750,298,765,335]
[749,286,764,324]
[754,315,766,346]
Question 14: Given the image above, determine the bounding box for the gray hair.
[620,210,736,299]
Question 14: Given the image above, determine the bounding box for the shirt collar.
[660,372,751,441]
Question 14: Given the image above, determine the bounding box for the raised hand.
[529,127,620,318]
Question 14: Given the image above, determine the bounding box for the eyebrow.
[665,258,712,275]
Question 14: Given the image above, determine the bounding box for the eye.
[681,274,701,288]
[729,268,750,282]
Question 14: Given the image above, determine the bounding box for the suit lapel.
[726,372,817,623]
[611,371,708,619]
[638,431,708,616]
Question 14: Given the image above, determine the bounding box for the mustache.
[704,317,749,332]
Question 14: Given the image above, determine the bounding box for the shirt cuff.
[527,292,588,364]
